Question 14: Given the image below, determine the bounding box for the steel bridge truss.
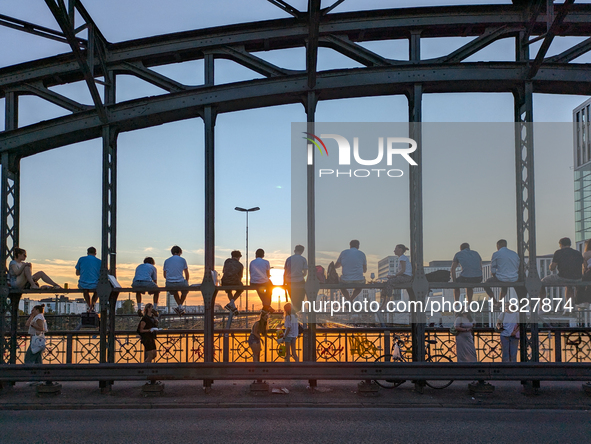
[1,1,591,388]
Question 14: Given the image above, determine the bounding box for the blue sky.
[1,0,590,299]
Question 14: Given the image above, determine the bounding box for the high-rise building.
[574,97,591,251]
[377,256,399,279]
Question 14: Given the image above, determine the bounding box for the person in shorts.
[540,237,583,310]
[163,245,190,315]
[75,247,102,312]
[451,242,482,303]
[335,240,367,302]
[9,248,61,290]
[132,257,160,316]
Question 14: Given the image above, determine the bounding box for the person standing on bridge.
[24,304,48,365]
[248,311,268,362]
[284,245,307,313]
[250,248,275,313]
[454,312,477,362]
[137,303,159,363]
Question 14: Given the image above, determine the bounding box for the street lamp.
[235,206,260,313]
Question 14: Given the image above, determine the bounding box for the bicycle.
[374,334,453,389]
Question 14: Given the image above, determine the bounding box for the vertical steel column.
[202,105,216,365]
[202,53,216,391]
[515,32,540,368]
[100,121,117,373]
[304,92,318,368]
[408,33,427,377]
[1,91,20,366]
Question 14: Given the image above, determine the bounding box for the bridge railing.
[5,327,591,365]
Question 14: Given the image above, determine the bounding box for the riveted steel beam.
[546,36,591,62]
[319,35,392,66]
[208,46,297,77]
[0,13,82,45]
[16,82,91,112]
[266,0,301,19]
[432,26,523,64]
[1,4,590,98]
[2,362,590,382]
[116,61,187,92]
[307,0,321,89]
[3,62,591,158]
[528,0,576,78]
[44,0,107,123]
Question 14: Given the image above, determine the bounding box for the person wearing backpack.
[284,245,307,312]
[222,250,244,315]
[283,303,299,362]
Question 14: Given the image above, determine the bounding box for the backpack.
[425,270,451,282]
[316,265,326,283]
[326,261,339,284]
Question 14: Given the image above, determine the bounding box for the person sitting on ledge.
[9,248,61,289]
[132,257,160,317]
[75,246,101,312]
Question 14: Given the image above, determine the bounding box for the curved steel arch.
[1,62,590,156]
[0,2,589,378]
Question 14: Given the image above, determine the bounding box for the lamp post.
[235,206,260,314]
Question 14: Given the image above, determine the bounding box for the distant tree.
[116,299,135,315]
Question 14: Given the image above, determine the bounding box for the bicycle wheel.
[425,354,454,389]
[373,354,406,389]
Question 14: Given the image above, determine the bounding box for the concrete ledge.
[357,380,379,397]
[36,382,61,397]
[469,381,495,395]
[250,381,269,395]
[142,382,164,397]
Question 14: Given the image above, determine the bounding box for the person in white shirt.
[389,244,413,283]
[24,304,48,364]
[132,257,160,316]
[484,239,523,309]
[250,248,275,313]
[284,245,307,312]
[283,303,299,362]
[335,240,367,302]
[496,307,520,362]
[163,245,190,315]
